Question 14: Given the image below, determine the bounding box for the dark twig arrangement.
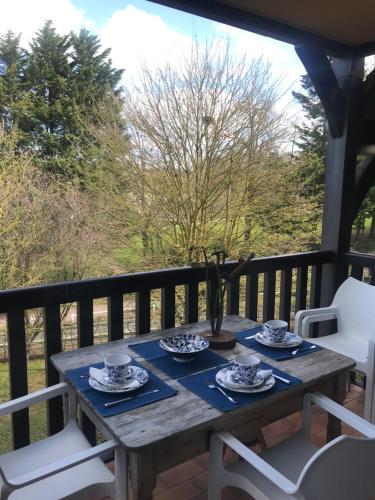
[202,250,255,337]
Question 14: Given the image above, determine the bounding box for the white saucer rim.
[89,366,149,393]
[216,367,275,393]
[255,332,303,348]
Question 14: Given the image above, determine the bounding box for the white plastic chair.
[294,276,375,422]
[208,392,375,500]
[0,382,127,500]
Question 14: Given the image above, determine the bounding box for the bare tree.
[124,39,289,264]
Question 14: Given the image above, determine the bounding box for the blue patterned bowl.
[159,333,209,361]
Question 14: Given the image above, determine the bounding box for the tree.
[121,40,289,265]
[0,31,29,134]
[292,74,327,159]
[0,21,124,178]
[22,21,73,174]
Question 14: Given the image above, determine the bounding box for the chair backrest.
[332,277,375,340]
[297,435,375,500]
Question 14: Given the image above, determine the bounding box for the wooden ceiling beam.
[295,45,345,138]
[148,0,352,57]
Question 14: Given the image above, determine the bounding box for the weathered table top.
[52,315,355,452]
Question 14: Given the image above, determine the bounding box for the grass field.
[0,359,47,453]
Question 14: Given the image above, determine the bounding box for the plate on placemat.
[89,366,148,393]
[255,332,303,349]
[216,367,275,394]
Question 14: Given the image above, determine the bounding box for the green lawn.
[0,359,47,453]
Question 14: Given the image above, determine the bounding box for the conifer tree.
[0,31,27,132]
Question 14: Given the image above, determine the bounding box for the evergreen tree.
[23,21,72,174]
[292,74,327,159]
[70,29,123,111]
[66,29,124,175]
[0,31,27,133]
[292,74,326,201]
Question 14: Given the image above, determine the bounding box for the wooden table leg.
[129,449,156,500]
[327,371,348,442]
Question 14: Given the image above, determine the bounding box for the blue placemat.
[128,338,167,361]
[149,349,229,378]
[236,326,323,361]
[128,337,228,378]
[178,362,302,412]
[65,360,177,417]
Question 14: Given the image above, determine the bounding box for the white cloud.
[214,22,304,87]
[99,5,192,84]
[0,0,93,46]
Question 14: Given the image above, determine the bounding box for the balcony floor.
[107,384,364,499]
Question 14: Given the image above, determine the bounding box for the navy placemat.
[178,362,302,412]
[65,360,177,417]
[149,349,229,379]
[128,337,228,378]
[128,338,167,361]
[236,326,323,361]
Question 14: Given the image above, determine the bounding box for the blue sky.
[0,0,305,117]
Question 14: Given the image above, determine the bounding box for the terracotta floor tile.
[191,493,207,500]
[191,470,208,492]
[153,479,202,500]
[344,398,364,416]
[159,459,206,489]
[194,452,209,469]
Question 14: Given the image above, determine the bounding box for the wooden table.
[52,316,355,500]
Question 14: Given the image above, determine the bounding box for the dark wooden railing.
[341,252,375,284]
[0,249,334,450]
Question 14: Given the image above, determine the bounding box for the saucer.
[216,367,275,393]
[255,332,303,348]
[89,366,148,393]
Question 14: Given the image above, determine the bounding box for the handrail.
[341,252,375,266]
[0,250,334,313]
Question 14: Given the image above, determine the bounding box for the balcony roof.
[149,0,375,56]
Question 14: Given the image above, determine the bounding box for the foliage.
[292,74,327,159]
[0,21,124,178]
[122,40,290,265]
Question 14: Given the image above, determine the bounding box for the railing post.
[44,304,64,435]
[184,282,199,324]
[245,273,258,321]
[77,299,96,446]
[108,294,124,341]
[7,308,30,449]
[161,286,175,329]
[136,290,151,334]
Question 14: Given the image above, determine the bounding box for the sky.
[0,0,306,119]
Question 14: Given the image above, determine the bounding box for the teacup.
[262,320,288,342]
[104,354,132,385]
[231,354,260,385]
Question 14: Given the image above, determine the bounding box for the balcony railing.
[0,249,335,450]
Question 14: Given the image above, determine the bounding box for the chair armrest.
[299,313,337,338]
[216,432,297,495]
[295,306,338,337]
[0,383,68,417]
[303,393,375,438]
[0,440,117,489]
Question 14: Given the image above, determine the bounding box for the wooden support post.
[318,56,364,306]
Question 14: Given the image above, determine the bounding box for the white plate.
[216,367,275,394]
[89,366,148,393]
[255,332,303,348]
